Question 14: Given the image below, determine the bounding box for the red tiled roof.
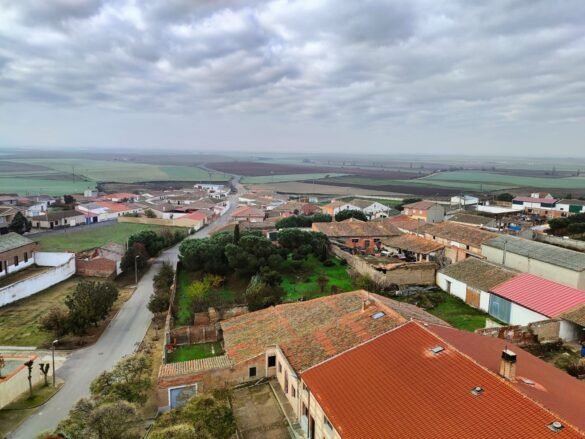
[403,200,439,210]
[428,323,585,432]
[104,192,137,199]
[181,212,208,221]
[384,215,435,233]
[233,206,265,218]
[95,201,133,212]
[311,219,400,238]
[491,273,585,317]
[302,322,585,439]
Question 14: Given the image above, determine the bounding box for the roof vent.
[371,311,385,320]
[431,346,445,354]
[520,377,535,386]
[548,421,564,432]
[470,386,484,396]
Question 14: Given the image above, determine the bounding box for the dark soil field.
[207,161,426,179]
[0,161,52,172]
[491,168,578,178]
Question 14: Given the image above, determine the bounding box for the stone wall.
[331,245,436,286]
[476,319,561,343]
[76,257,117,278]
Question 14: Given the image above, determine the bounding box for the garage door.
[465,288,481,309]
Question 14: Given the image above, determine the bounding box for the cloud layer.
[0,0,584,153]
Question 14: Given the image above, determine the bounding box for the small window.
[291,386,296,398]
[466,245,470,250]
[351,238,359,243]
[268,355,276,368]
[14,256,18,266]
[431,346,445,354]
[0,261,3,273]
[324,416,333,432]
[249,366,257,378]
[371,311,385,320]
[364,240,370,248]
[278,362,282,373]
[24,252,28,263]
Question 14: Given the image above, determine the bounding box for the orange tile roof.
[302,322,584,439]
[95,201,133,212]
[220,291,407,370]
[402,200,439,210]
[384,215,435,233]
[428,323,585,433]
[158,354,234,378]
[382,234,445,254]
[311,218,400,238]
[425,221,497,248]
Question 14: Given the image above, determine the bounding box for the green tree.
[121,243,148,273]
[148,292,169,315]
[144,209,156,218]
[90,353,152,404]
[9,211,32,234]
[63,194,76,205]
[335,209,368,222]
[65,281,118,335]
[233,223,240,244]
[496,193,515,202]
[128,230,162,257]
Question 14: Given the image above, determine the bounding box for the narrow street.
[10,180,243,438]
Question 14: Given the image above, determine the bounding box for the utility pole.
[52,339,58,387]
[134,255,139,285]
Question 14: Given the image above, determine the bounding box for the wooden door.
[465,288,481,309]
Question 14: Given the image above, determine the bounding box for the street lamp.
[134,255,140,285]
[52,339,59,387]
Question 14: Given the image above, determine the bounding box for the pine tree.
[9,211,31,234]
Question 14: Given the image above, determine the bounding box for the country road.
[10,179,243,438]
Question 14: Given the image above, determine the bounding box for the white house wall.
[0,253,75,307]
[479,291,490,313]
[559,320,583,342]
[509,303,548,327]
[436,272,466,301]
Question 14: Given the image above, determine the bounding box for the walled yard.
[35,222,167,252]
[0,276,133,348]
[167,341,224,363]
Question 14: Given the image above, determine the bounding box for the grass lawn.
[281,256,354,301]
[35,222,169,252]
[0,381,64,437]
[425,292,497,332]
[167,342,224,363]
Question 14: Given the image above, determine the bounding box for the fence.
[331,245,436,287]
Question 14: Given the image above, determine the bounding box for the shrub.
[41,308,69,336]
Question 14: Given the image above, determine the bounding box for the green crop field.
[421,171,585,189]
[0,176,95,196]
[241,172,348,184]
[35,222,171,252]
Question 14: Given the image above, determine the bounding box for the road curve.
[10,180,243,438]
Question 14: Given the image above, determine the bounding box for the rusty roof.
[221,291,410,371]
[440,258,519,292]
[425,221,497,248]
[429,323,585,433]
[311,218,400,238]
[382,234,445,254]
[302,322,585,439]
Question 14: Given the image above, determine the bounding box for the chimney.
[361,299,372,312]
[499,349,517,381]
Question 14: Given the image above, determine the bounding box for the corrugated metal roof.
[301,322,584,439]
[491,273,585,317]
[483,235,585,272]
[0,232,34,253]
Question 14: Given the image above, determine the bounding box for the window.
[268,355,276,368]
[351,238,359,243]
[24,252,28,263]
[14,255,18,266]
[278,362,282,373]
[364,240,370,248]
[466,245,470,250]
[446,280,452,293]
[324,416,333,432]
[0,261,3,273]
[249,366,257,378]
[284,371,289,393]
[291,386,296,398]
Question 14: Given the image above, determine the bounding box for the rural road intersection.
[10,180,243,438]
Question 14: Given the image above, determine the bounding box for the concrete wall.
[436,272,466,301]
[332,245,436,286]
[0,355,43,409]
[559,320,583,342]
[508,302,549,327]
[482,244,585,290]
[0,252,75,307]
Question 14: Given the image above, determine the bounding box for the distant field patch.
[421,171,585,190]
[35,222,170,252]
[0,176,94,196]
[241,173,348,184]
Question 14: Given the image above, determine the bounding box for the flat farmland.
[247,182,411,197]
[0,176,94,196]
[421,171,585,190]
[35,222,170,252]
[241,173,348,184]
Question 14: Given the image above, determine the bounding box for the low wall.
[0,355,43,409]
[331,246,436,287]
[535,234,585,252]
[476,319,561,343]
[170,324,220,345]
[118,216,195,229]
[0,252,75,307]
[76,257,117,278]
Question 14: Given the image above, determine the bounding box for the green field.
[421,171,585,190]
[281,256,354,301]
[35,222,170,252]
[167,342,224,363]
[0,158,229,195]
[241,172,348,184]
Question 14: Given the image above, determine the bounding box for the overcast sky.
[0,0,584,155]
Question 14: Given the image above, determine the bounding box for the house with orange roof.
[402,200,446,223]
[232,206,266,222]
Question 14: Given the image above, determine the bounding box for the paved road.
[10,181,243,438]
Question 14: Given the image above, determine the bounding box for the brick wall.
[76,257,117,278]
[0,243,37,276]
[331,245,436,286]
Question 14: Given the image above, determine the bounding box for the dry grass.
[139,316,165,419]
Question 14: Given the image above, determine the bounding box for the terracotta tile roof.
[233,206,266,218]
[221,291,407,370]
[560,304,585,327]
[425,221,497,248]
[384,215,435,234]
[514,196,557,204]
[448,212,494,226]
[158,354,234,377]
[491,273,585,318]
[311,219,400,238]
[95,201,133,213]
[429,323,585,432]
[440,258,518,292]
[483,235,585,272]
[402,200,439,210]
[382,234,444,254]
[181,212,208,221]
[302,322,585,439]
